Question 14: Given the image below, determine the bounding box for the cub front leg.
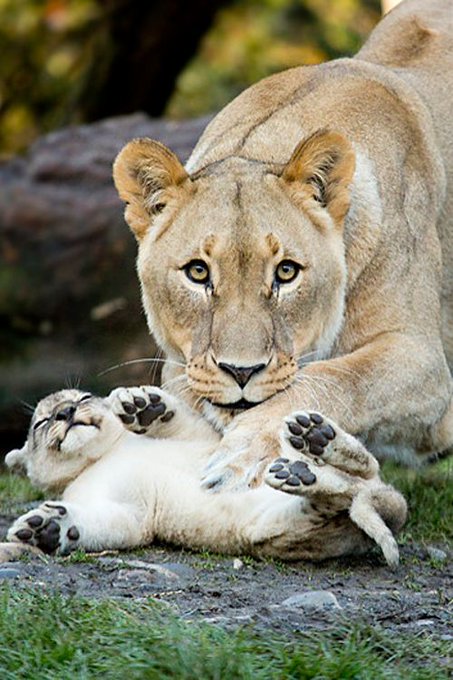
[266,412,407,568]
[106,385,206,441]
[7,499,146,555]
[107,386,177,436]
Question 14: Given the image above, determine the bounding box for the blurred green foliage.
[168,0,381,118]
[0,0,100,154]
[0,0,381,154]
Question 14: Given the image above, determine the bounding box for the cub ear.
[5,444,28,473]
[282,129,355,226]
[113,138,191,240]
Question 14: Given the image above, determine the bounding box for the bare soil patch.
[0,507,450,640]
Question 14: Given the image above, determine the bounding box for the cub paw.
[107,386,177,435]
[265,457,317,493]
[7,502,80,556]
[283,411,336,457]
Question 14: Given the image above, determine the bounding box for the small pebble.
[281,590,341,610]
[426,546,448,562]
[233,558,244,570]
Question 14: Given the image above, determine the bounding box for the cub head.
[113,130,355,425]
[5,390,123,492]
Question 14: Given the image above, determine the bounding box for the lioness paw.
[7,502,80,555]
[107,386,177,436]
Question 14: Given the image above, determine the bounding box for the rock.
[233,558,244,570]
[280,590,341,611]
[414,619,436,627]
[0,568,22,580]
[426,546,448,562]
[101,557,195,581]
[0,113,211,456]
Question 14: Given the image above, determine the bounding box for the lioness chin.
[4,388,406,567]
[111,0,453,492]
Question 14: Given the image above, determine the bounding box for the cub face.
[113,131,355,423]
[5,390,123,492]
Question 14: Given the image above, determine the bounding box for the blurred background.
[0,0,382,454]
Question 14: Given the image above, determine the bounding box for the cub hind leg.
[281,410,379,479]
[266,411,407,567]
[7,499,147,555]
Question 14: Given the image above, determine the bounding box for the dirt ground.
[0,507,451,639]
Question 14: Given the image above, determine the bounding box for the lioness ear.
[113,138,190,239]
[5,444,28,473]
[282,130,355,225]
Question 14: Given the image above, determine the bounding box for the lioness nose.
[218,362,266,387]
[55,405,77,421]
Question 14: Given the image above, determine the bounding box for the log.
[0,114,210,455]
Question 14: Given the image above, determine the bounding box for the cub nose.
[55,405,77,422]
[218,362,266,388]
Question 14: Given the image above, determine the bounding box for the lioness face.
[5,390,123,491]
[114,131,355,420]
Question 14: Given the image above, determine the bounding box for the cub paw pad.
[112,387,176,433]
[267,458,317,489]
[9,503,80,555]
[285,412,335,456]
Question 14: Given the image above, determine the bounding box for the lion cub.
[4,387,406,567]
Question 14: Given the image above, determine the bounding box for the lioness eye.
[79,394,92,403]
[184,260,210,284]
[275,260,300,284]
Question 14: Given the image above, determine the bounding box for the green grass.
[0,588,450,680]
[0,470,44,513]
[381,457,452,544]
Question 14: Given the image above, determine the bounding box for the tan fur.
[112,0,453,495]
[3,389,406,567]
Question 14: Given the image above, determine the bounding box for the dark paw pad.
[36,519,61,554]
[121,401,137,415]
[137,401,166,427]
[286,412,335,456]
[289,460,317,485]
[268,458,317,488]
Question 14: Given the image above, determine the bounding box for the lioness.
[112,0,453,492]
[4,387,406,566]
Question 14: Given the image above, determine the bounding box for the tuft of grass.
[0,471,44,514]
[0,588,451,679]
[381,457,453,544]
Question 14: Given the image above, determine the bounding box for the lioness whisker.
[296,349,324,367]
[161,374,188,390]
[97,357,185,377]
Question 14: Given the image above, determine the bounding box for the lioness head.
[113,130,355,424]
[5,390,122,492]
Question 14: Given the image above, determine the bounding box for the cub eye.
[79,394,92,403]
[275,260,301,284]
[33,418,49,431]
[184,260,210,284]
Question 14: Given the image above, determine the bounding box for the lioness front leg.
[7,499,146,555]
[107,386,215,441]
[265,412,407,567]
